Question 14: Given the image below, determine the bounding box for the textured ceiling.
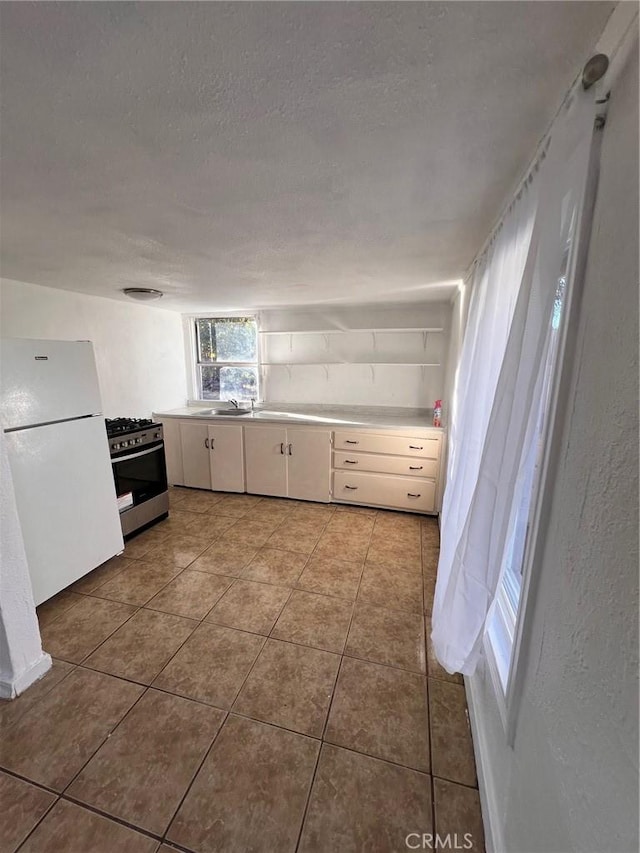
[0,1,613,312]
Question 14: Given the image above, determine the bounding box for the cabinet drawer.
[333,470,436,513]
[334,431,441,460]
[333,451,439,479]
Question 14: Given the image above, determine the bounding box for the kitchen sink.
[189,408,251,416]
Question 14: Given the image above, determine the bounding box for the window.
[195,317,258,402]
[487,247,573,696]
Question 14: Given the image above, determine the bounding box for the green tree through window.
[195,317,258,401]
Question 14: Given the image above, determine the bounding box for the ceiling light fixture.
[122,288,164,301]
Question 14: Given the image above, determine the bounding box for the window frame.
[185,313,261,403]
[484,131,600,745]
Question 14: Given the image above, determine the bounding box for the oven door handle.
[113,444,163,463]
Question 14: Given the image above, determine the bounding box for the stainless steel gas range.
[105,418,169,537]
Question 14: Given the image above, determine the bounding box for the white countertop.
[153,403,444,431]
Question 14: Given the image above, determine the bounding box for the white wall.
[468,41,639,853]
[0,279,188,417]
[442,283,471,428]
[258,302,451,408]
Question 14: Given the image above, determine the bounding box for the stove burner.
[105,417,157,437]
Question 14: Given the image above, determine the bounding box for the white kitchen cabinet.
[333,449,439,480]
[287,429,332,502]
[180,422,211,490]
[179,421,244,492]
[334,430,441,459]
[244,426,287,497]
[331,427,442,514]
[333,470,436,513]
[208,423,245,493]
[161,413,443,514]
[245,426,331,502]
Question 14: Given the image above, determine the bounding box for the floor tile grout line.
[59,682,153,799]
[293,736,324,853]
[319,738,434,777]
[54,598,217,796]
[431,773,482,792]
[159,710,231,846]
[73,665,230,713]
[14,791,60,853]
[25,496,458,850]
[57,790,165,844]
[40,600,144,673]
[226,632,337,723]
[340,519,374,657]
[0,660,79,734]
[48,512,428,678]
[206,707,437,778]
[320,735,432,776]
[0,765,62,797]
[341,643,426,675]
[75,629,433,693]
[79,564,191,613]
[64,554,134,603]
[319,647,348,742]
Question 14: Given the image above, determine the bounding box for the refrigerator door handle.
[114,445,163,463]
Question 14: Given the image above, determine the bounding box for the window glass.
[196,318,257,363]
[195,317,258,401]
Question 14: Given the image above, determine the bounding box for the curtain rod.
[465,3,637,279]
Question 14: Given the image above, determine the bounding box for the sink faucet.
[251,398,256,411]
[229,399,239,408]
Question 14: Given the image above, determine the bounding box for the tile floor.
[0,489,485,853]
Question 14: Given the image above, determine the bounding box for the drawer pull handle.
[345,485,359,490]
[287,443,293,456]
[409,466,423,470]
[407,492,421,498]
[409,445,423,450]
[280,442,285,455]
[344,440,359,445]
[344,460,358,464]
[204,438,210,449]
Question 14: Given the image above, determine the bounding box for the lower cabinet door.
[333,470,436,513]
[179,422,212,490]
[244,426,287,497]
[286,429,332,503]
[208,425,245,493]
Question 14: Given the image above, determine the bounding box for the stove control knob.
[121,440,129,448]
[112,442,119,450]
[136,437,142,444]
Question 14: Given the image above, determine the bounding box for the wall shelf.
[259,327,444,335]
[261,362,440,367]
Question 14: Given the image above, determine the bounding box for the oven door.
[111,441,168,509]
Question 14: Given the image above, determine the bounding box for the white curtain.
[432,89,597,675]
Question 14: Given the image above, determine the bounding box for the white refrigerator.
[1,338,124,605]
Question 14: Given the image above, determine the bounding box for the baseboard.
[0,652,52,699]
[465,674,504,853]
